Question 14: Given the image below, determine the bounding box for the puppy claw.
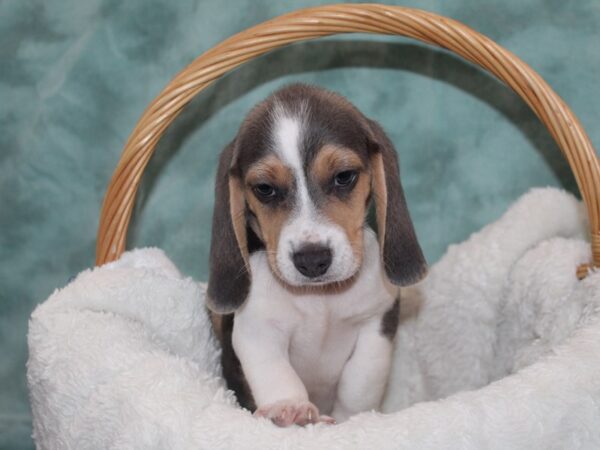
[255,400,327,427]
[319,415,336,425]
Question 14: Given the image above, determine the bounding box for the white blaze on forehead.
[271,110,313,217]
[270,100,307,168]
[274,116,303,175]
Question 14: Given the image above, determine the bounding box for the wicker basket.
[95,3,600,278]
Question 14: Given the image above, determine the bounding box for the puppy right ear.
[207,141,251,314]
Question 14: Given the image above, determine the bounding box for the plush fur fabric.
[27,188,600,449]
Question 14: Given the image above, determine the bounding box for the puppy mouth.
[276,264,361,290]
[297,276,331,286]
[294,271,361,294]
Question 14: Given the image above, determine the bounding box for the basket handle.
[96,3,600,277]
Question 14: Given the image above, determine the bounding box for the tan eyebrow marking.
[311,144,364,183]
[245,154,293,187]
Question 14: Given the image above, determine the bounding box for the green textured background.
[2,0,598,447]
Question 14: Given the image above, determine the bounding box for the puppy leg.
[331,318,394,422]
[232,318,330,427]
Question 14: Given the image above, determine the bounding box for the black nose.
[292,244,332,278]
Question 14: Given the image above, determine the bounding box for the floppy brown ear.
[207,141,251,313]
[368,120,427,286]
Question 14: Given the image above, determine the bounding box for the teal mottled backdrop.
[1,0,599,447]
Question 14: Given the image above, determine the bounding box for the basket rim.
[95,3,600,277]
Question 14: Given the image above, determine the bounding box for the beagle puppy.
[208,84,426,426]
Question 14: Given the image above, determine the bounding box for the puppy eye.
[253,183,276,200]
[334,170,358,188]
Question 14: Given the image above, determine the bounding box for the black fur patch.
[380,298,400,340]
[218,314,256,411]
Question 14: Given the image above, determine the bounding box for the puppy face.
[242,112,371,287]
[207,84,426,313]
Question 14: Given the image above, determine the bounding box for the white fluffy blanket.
[28,188,600,449]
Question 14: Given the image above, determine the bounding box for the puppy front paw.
[254,399,335,427]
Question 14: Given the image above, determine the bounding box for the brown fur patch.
[311,145,371,268]
[229,177,250,269]
[244,155,294,279]
[247,193,290,276]
[322,173,371,263]
[209,310,224,342]
[370,152,388,249]
[312,145,365,184]
[245,154,293,188]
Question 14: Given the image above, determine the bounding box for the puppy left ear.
[367,120,427,286]
[207,141,251,314]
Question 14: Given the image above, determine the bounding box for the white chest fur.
[232,228,398,417]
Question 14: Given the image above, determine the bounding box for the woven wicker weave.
[95,4,600,278]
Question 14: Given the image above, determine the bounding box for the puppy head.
[207,84,426,313]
